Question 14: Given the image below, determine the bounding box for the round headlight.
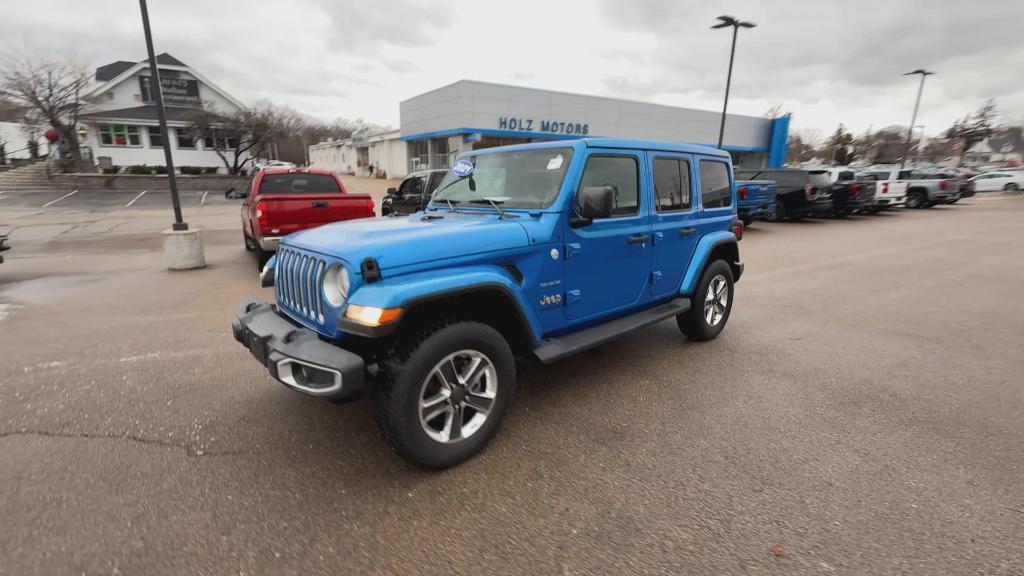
[322,264,350,307]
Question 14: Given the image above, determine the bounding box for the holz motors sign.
[139,74,200,105]
[498,116,590,136]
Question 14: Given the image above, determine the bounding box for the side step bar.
[533,297,691,364]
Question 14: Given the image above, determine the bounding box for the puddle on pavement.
[0,274,104,307]
[0,302,23,321]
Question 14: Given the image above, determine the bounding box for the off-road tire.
[374,321,516,469]
[255,246,271,270]
[677,260,734,342]
[766,198,787,222]
[243,231,256,252]
[906,190,926,209]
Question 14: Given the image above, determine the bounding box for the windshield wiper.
[467,198,509,219]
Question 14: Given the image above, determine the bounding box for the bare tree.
[946,99,998,165]
[185,101,294,175]
[792,127,824,149]
[0,51,89,170]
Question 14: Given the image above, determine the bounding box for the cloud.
[595,0,1024,132]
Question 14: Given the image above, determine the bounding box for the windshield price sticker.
[451,159,474,177]
[547,155,563,170]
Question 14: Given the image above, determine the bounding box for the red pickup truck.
[236,168,375,268]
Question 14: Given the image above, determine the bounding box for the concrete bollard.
[161,228,206,270]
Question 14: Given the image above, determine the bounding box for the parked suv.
[232,139,744,468]
[734,168,832,220]
[381,169,448,216]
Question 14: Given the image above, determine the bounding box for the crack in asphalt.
[0,429,261,458]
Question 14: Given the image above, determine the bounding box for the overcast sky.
[3,0,1022,141]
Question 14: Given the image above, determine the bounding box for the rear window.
[837,171,855,181]
[258,173,341,194]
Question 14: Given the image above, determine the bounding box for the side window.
[699,160,732,209]
[398,176,423,197]
[577,155,639,217]
[652,157,691,212]
[427,172,446,193]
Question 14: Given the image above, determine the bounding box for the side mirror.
[572,186,614,227]
[386,187,398,197]
[225,187,249,199]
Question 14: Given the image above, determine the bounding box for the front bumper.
[232,299,365,401]
[258,236,282,251]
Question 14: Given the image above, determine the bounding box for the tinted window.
[699,160,731,209]
[427,172,446,193]
[837,171,855,181]
[399,175,426,197]
[653,157,691,212]
[258,173,341,194]
[898,170,913,180]
[578,156,639,217]
[867,171,890,181]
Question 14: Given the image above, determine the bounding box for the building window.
[99,124,140,147]
[699,160,732,209]
[176,128,196,150]
[147,126,163,148]
[202,130,239,151]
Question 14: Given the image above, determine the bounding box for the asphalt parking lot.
[1,190,1023,575]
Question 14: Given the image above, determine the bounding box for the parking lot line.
[125,190,148,208]
[41,190,78,208]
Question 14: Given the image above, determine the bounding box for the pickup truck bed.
[240,169,375,268]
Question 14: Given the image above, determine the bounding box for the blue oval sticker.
[451,159,474,177]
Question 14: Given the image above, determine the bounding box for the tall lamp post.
[899,69,934,169]
[138,0,186,231]
[139,0,205,269]
[712,15,756,149]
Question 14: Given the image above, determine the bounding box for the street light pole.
[712,15,756,150]
[900,69,934,170]
[138,0,187,231]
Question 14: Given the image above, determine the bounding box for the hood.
[283,213,530,272]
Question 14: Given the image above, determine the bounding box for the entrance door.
[648,153,699,298]
[564,150,652,321]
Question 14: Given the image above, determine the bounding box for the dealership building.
[309,80,789,179]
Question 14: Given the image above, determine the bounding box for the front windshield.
[432,147,574,209]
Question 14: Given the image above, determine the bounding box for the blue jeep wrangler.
[232,139,744,468]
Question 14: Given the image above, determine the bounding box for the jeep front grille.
[275,247,326,324]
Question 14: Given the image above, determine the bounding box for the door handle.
[312,201,328,208]
[679,228,696,236]
[627,234,650,245]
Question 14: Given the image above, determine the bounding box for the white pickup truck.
[859,167,958,210]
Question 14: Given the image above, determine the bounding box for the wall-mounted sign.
[498,117,590,136]
[139,75,200,105]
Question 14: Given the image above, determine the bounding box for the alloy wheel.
[419,350,497,444]
[704,275,730,327]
